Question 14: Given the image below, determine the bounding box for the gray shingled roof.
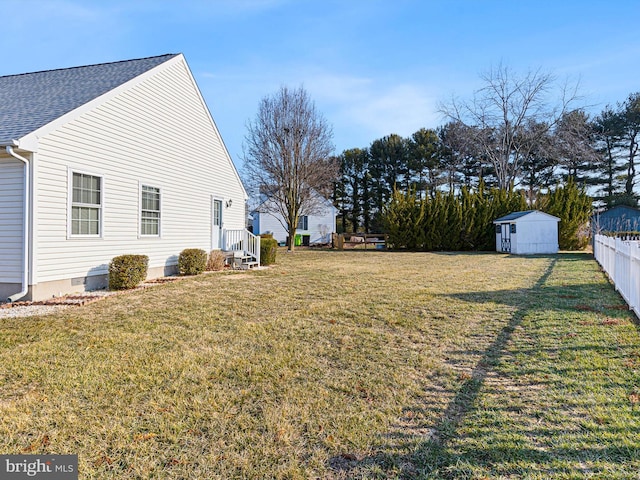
[494,210,536,223]
[0,54,178,143]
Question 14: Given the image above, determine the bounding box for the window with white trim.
[71,172,102,236]
[141,185,161,236]
[297,215,308,230]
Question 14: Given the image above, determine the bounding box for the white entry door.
[212,198,223,249]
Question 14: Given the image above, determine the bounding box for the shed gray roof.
[0,54,178,143]
[494,210,536,223]
[494,210,560,223]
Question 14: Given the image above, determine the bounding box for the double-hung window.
[140,185,161,236]
[297,215,308,230]
[71,172,102,236]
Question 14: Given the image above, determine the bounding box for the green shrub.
[260,236,278,265]
[108,254,149,290]
[207,250,226,271]
[383,188,424,249]
[380,182,527,251]
[538,177,592,250]
[178,248,207,275]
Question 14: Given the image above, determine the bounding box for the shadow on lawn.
[327,254,638,478]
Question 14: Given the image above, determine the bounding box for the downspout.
[6,146,29,302]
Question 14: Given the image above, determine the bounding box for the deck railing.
[223,229,261,265]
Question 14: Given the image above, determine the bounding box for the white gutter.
[6,146,29,302]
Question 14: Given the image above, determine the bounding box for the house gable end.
[30,55,249,286]
[13,54,180,151]
[172,60,247,200]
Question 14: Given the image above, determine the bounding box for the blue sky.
[2,0,639,171]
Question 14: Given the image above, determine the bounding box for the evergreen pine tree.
[539,178,592,250]
[382,188,424,249]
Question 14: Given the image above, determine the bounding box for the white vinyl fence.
[593,234,640,317]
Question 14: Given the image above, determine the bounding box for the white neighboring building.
[251,194,336,245]
[493,210,560,254]
[0,54,255,301]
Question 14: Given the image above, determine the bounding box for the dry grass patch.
[0,250,639,478]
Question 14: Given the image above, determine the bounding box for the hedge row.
[108,243,277,291]
[382,179,592,251]
[382,184,527,251]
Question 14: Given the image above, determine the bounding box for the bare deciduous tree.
[442,64,580,190]
[244,86,336,251]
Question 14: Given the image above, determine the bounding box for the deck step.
[225,249,259,269]
[232,254,259,269]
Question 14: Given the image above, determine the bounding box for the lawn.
[0,250,639,479]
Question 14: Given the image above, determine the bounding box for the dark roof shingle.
[494,210,536,223]
[0,54,178,142]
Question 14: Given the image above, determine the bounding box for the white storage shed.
[493,210,560,254]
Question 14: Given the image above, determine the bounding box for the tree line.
[333,65,640,234]
[242,67,637,251]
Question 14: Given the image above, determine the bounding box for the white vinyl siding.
[252,197,336,245]
[140,185,160,236]
[0,158,24,282]
[494,211,559,254]
[31,57,247,283]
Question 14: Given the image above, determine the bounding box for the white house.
[251,194,336,246]
[0,54,256,302]
[493,210,560,254]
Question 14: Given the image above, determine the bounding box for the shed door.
[501,224,511,253]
